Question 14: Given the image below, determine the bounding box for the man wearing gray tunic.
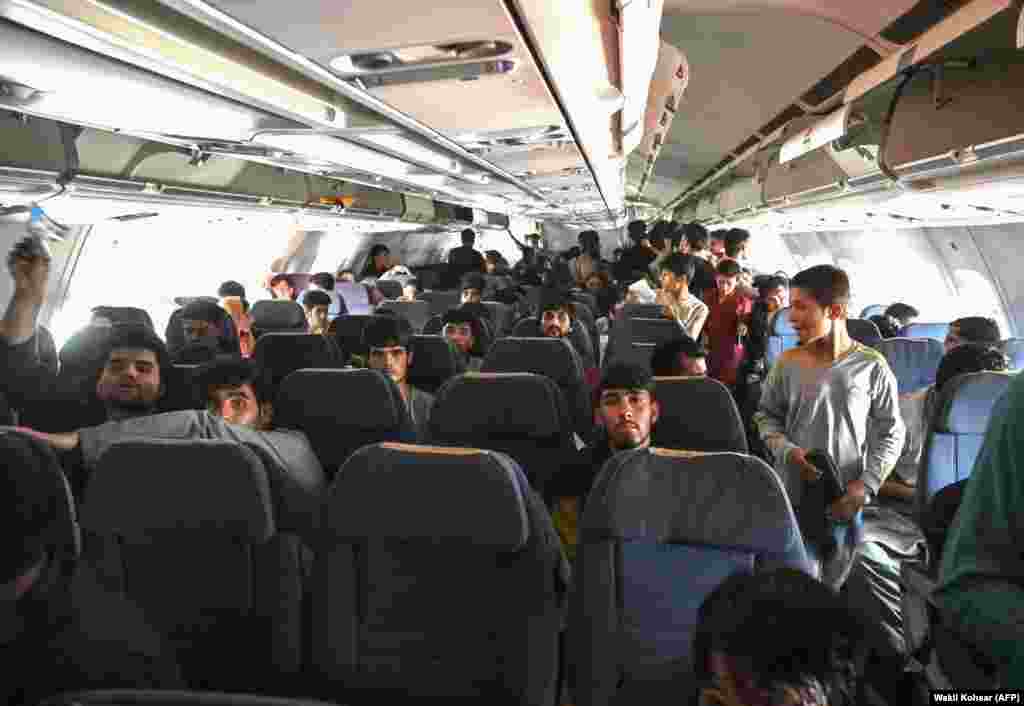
[755,265,912,696]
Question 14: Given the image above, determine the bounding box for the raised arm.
[1,238,50,345]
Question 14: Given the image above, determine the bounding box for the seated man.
[538,288,596,371]
[650,335,708,377]
[399,278,419,302]
[882,343,1008,512]
[944,316,1000,352]
[655,253,709,340]
[269,274,296,301]
[174,298,239,364]
[936,370,1024,686]
[550,362,659,560]
[300,272,346,318]
[884,302,919,330]
[460,272,486,306]
[364,316,434,440]
[692,568,867,706]
[336,269,355,284]
[29,356,325,547]
[0,430,183,705]
[441,307,487,372]
[302,289,332,336]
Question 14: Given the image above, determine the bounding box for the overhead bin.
[485,211,510,229]
[433,201,473,225]
[717,178,765,217]
[695,193,721,222]
[401,195,436,224]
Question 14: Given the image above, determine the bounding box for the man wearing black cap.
[0,430,183,704]
[550,362,660,558]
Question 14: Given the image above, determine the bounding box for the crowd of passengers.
[0,220,1021,704]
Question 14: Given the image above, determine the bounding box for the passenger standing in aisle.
[704,259,753,389]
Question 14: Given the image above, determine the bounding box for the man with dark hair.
[301,271,345,318]
[28,356,325,546]
[460,272,486,306]
[364,316,434,439]
[936,371,1024,686]
[269,274,296,301]
[447,228,486,286]
[550,362,660,559]
[683,222,718,301]
[656,253,708,340]
[650,335,708,377]
[217,280,246,299]
[868,315,899,340]
[572,230,602,286]
[538,288,596,370]
[302,289,332,336]
[945,316,1001,352]
[336,269,355,283]
[723,228,752,263]
[692,568,866,706]
[361,244,391,281]
[755,265,904,587]
[883,303,918,329]
[704,259,753,388]
[400,278,419,302]
[175,298,238,364]
[709,230,727,265]
[442,307,487,371]
[613,220,658,283]
[0,430,183,704]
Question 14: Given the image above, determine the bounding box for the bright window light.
[254,134,412,179]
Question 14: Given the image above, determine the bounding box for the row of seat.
[61,434,808,703]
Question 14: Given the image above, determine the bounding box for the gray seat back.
[848,318,883,348]
[876,337,944,394]
[81,439,300,690]
[919,371,1014,510]
[315,443,565,702]
[376,300,431,333]
[652,377,748,453]
[901,322,949,341]
[572,448,810,700]
[998,338,1024,370]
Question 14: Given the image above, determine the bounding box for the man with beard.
[550,362,660,560]
[364,316,434,440]
[538,288,596,371]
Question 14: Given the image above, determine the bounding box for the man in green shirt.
[936,371,1024,686]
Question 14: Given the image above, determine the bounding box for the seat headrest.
[482,337,584,385]
[81,439,274,542]
[409,335,463,375]
[901,322,949,341]
[250,300,306,331]
[327,443,530,550]
[431,373,568,439]
[622,303,665,320]
[847,318,882,347]
[769,308,797,336]
[999,338,1024,370]
[627,317,685,345]
[277,368,407,431]
[512,318,542,337]
[876,337,944,394]
[583,448,800,556]
[934,371,1014,434]
[652,377,748,453]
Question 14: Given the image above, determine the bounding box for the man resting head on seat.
[538,287,575,340]
[884,343,1008,505]
[0,430,184,703]
[944,316,1001,353]
[269,274,296,301]
[692,568,865,706]
[302,289,332,336]
[92,324,171,421]
[651,335,708,377]
[193,355,274,431]
[364,316,434,440]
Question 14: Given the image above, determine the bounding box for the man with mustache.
[537,288,596,371]
[550,362,660,560]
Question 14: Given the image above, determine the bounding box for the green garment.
[936,373,1024,686]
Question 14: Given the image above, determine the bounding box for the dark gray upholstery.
[511,318,596,370]
[407,335,465,394]
[275,368,414,476]
[80,440,301,692]
[314,443,566,704]
[847,318,882,348]
[620,303,665,320]
[876,337,944,394]
[253,333,343,390]
[651,377,748,453]
[419,289,461,317]
[919,371,1014,509]
[429,372,576,497]
[482,336,594,440]
[377,300,431,333]
[572,448,811,704]
[999,338,1024,369]
[765,307,799,368]
[250,301,306,337]
[330,314,376,358]
[901,322,950,341]
[375,279,403,300]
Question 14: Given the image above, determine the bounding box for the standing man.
[447,228,486,286]
[655,253,708,341]
[754,265,904,583]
